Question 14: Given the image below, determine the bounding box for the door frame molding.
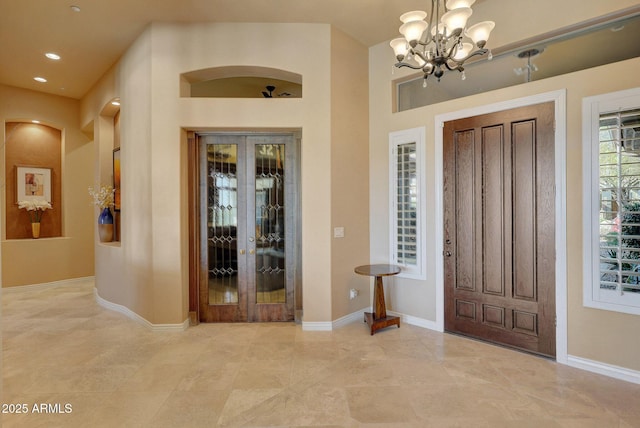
[434,89,568,363]
[188,130,302,323]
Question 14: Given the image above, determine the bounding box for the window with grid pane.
[390,127,425,280]
[584,88,640,315]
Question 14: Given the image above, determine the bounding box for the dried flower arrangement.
[88,185,114,209]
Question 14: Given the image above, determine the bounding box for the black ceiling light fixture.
[262,85,276,98]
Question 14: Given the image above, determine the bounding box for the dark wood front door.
[443,102,556,357]
[195,134,296,323]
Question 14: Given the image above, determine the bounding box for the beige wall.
[1,84,94,287]
[2,0,637,375]
[466,0,640,51]
[88,28,155,321]
[369,1,640,371]
[330,28,371,320]
[83,22,370,325]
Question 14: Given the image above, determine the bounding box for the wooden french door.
[196,133,296,322]
[443,102,556,357]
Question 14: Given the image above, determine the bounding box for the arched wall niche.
[96,97,121,242]
[4,120,62,239]
[180,65,302,98]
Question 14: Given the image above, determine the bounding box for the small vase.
[98,207,114,243]
[31,222,41,239]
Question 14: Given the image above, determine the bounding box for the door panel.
[455,130,476,292]
[200,136,248,322]
[444,102,556,357]
[246,135,295,322]
[253,142,286,304]
[198,134,295,323]
[208,142,239,306]
[482,126,505,297]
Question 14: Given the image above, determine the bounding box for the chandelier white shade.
[400,10,427,23]
[390,0,495,85]
[466,21,496,46]
[446,0,475,9]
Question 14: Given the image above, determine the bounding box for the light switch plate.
[333,227,345,238]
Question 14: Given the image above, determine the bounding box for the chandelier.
[390,0,495,86]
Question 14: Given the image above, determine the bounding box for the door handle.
[248,237,255,242]
[239,249,246,255]
[249,249,255,255]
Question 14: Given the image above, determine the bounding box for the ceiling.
[2,1,639,102]
[0,0,439,99]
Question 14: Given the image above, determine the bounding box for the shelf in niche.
[4,237,70,243]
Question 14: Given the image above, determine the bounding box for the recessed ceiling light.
[70,5,81,12]
[45,52,61,60]
[34,77,47,83]
[111,100,121,106]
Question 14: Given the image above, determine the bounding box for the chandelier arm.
[443,62,463,72]
[394,62,426,71]
[444,48,488,71]
[412,50,430,63]
[445,37,463,60]
[395,60,437,76]
[416,30,459,48]
[454,48,489,64]
[424,64,436,76]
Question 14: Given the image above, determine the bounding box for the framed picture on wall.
[16,166,52,203]
[113,147,121,211]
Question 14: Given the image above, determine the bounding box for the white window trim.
[389,127,426,280]
[583,87,640,316]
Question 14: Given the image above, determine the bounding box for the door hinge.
[554,316,557,327]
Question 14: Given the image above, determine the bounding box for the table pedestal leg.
[364,275,400,335]
[374,275,386,319]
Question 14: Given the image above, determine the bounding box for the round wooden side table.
[354,264,401,335]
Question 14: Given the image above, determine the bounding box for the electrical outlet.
[349,288,358,299]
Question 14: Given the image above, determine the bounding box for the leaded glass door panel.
[199,134,295,322]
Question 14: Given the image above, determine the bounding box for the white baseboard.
[2,276,95,292]
[301,321,333,331]
[302,307,371,331]
[332,309,368,329]
[302,308,439,332]
[567,355,640,385]
[94,288,189,332]
[301,308,369,331]
[387,310,440,331]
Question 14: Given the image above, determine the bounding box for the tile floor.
[2,279,640,427]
